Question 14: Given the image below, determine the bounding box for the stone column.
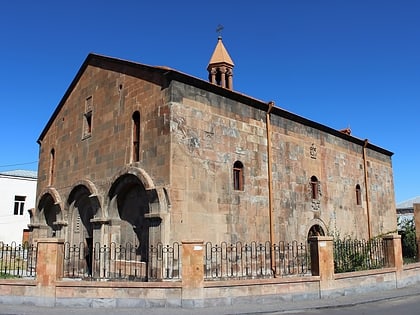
[90,217,110,278]
[414,203,420,262]
[226,69,233,90]
[210,69,217,85]
[219,67,226,88]
[181,240,204,308]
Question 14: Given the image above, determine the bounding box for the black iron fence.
[204,241,309,280]
[63,242,180,281]
[1,238,394,281]
[0,242,37,278]
[333,238,388,273]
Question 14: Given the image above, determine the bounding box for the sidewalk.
[1,283,420,315]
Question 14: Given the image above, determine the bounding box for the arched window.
[132,111,140,162]
[233,161,244,191]
[49,148,55,186]
[355,184,362,206]
[310,176,319,200]
[83,96,93,138]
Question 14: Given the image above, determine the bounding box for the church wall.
[167,81,396,244]
[168,81,269,244]
[36,64,172,241]
[35,61,396,247]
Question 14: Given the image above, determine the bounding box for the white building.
[396,196,420,229]
[0,170,37,244]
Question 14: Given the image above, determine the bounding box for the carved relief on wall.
[310,143,317,159]
[311,199,321,211]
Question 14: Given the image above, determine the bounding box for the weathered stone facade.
[31,50,396,254]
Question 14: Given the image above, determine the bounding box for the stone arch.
[307,219,328,242]
[108,169,162,262]
[37,187,63,212]
[72,179,100,198]
[36,189,63,238]
[111,165,155,191]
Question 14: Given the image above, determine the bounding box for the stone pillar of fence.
[181,240,205,308]
[383,234,403,273]
[35,238,64,304]
[309,236,334,295]
[414,203,420,262]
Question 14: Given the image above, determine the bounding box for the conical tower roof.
[207,36,234,69]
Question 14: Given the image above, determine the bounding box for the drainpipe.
[266,101,276,277]
[363,139,372,239]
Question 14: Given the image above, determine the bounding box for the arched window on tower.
[310,176,319,200]
[356,184,362,206]
[49,148,55,186]
[132,111,140,162]
[233,161,244,191]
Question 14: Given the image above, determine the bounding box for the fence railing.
[0,242,37,278]
[333,238,388,273]
[0,237,395,281]
[63,242,180,281]
[204,241,309,280]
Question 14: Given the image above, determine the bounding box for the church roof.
[37,53,393,158]
[207,36,234,68]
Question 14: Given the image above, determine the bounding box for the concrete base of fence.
[0,235,415,309]
[2,265,420,309]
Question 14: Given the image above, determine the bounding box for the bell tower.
[207,28,234,90]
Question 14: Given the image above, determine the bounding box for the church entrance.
[109,173,159,263]
[68,185,100,276]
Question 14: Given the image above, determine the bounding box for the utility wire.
[0,161,38,168]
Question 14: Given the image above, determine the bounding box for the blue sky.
[0,1,419,204]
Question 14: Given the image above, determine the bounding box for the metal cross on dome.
[216,24,224,37]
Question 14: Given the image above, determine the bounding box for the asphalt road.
[286,295,420,315]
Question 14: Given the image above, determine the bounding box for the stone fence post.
[382,234,403,272]
[181,240,205,308]
[34,238,64,305]
[414,203,420,262]
[309,236,334,296]
[309,236,334,280]
[35,238,65,285]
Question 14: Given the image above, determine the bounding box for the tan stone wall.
[169,92,270,243]
[167,81,396,243]
[35,63,396,246]
[36,63,172,243]
[37,64,170,199]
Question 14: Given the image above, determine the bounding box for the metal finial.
[216,24,224,38]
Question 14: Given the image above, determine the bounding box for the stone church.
[30,36,397,253]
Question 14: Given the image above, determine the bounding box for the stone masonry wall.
[167,81,396,243]
[35,62,396,246]
[36,62,172,238]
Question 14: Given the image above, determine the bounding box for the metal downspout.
[266,101,276,277]
[363,139,372,239]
